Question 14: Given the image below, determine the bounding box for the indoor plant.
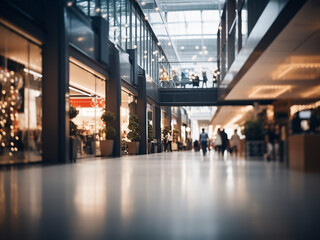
[243,118,266,158]
[100,110,116,156]
[127,114,141,154]
[70,105,79,161]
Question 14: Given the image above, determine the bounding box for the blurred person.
[230,129,240,157]
[291,113,301,134]
[215,128,222,154]
[202,71,208,88]
[220,129,228,157]
[194,140,200,152]
[168,131,173,152]
[265,124,275,161]
[199,128,209,156]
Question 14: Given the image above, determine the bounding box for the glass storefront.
[69,60,106,158]
[0,24,42,165]
[121,89,134,154]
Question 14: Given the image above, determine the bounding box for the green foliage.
[101,111,116,123]
[101,111,116,140]
[127,114,141,142]
[70,121,78,136]
[70,105,79,120]
[128,98,137,115]
[104,126,116,140]
[162,126,170,138]
[69,105,79,136]
[243,119,265,140]
[148,121,153,142]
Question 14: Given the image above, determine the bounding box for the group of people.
[215,128,241,157]
[197,128,241,157]
[179,71,209,88]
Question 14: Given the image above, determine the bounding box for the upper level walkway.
[1,151,320,239]
[159,87,274,106]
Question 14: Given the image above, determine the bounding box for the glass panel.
[137,16,141,66]
[69,62,106,158]
[109,0,115,41]
[241,0,248,47]
[120,0,127,49]
[76,0,89,16]
[0,25,42,164]
[126,0,131,49]
[115,0,121,45]
[132,8,136,49]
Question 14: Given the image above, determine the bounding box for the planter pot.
[128,142,139,155]
[245,140,265,159]
[70,136,79,161]
[100,140,114,156]
[148,142,152,154]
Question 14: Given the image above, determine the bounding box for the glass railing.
[160,71,220,89]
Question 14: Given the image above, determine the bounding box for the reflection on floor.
[0,151,320,239]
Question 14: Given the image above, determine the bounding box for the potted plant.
[243,118,266,158]
[100,111,116,156]
[127,114,141,154]
[148,121,153,154]
[70,105,79,161]
[128,96,137,115]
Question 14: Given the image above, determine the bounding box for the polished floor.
[1,151,320,239]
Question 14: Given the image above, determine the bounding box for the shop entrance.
[0,24,42,165]
[69,60,106,158]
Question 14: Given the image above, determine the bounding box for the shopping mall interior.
[0,0,320,238]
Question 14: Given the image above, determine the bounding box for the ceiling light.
[180,46,185,50]
[218,26,222,30]
[168,42,172,46]
[77,37,84,42]
[249,85,291,98]
[192,55,197,60]
[144,16,148,21]
[195,46,199,50]
[69,86,92,97]
[144,55,147,59]
[155,7,159,11]
[102,14,107,19]
[157,42,161,46]
[96,8,101,13]
[134,45,137,49]
[67,1,73,7]
[141,1,146,6]
[125,24,128,28]
[199,51,203,55]
[202,46,207,50]
[204,50,208,55]
[208,57,213,62]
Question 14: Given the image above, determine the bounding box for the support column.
[137,69,147,154]
[107,46,121,157]
[42,0,69,163]
[153,105,161,152]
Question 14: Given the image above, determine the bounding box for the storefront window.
[121,89,134,154]
[0,24,42,164]
[69,61,106,158]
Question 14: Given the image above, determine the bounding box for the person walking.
[202,71,208,88]
[199,128,209,156]
[220,129,228,157]
[215,128,222,155]
[168,131,173,152]
[230,129,240,157]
